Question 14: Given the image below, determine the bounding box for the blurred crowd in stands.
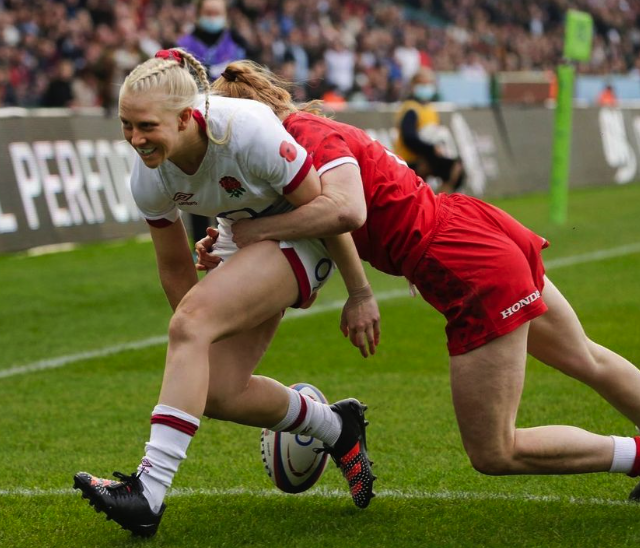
[1,0,640,110]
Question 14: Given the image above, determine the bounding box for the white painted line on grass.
[0,336,169,380]
[2,243,639,381]
[169,487,636,508]
[0,486,634,507]
[26,242,78,257]
[544,242,640,269]
[0,290,408,380]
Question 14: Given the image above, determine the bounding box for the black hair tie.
[221,70,237,82]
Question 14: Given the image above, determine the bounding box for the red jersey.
[283,112,439,278]
[285,112,549,356]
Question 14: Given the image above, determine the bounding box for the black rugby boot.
[322,398,376,508]
[73,471,165,537]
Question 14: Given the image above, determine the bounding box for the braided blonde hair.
[119,48,230,145]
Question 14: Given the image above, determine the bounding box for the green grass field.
[1,183,640,548]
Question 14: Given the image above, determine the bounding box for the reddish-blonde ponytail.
[212,60,323,119]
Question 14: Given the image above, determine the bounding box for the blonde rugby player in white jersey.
[73,49,378,538]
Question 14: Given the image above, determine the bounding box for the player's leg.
[423,195,638,477]
[202,312,376,509]
[451,323,616,475]
[73,241,302,535]
[136,241,304,508]
[527,275,640,496]
[203,313,287,425]
[74,238,374,532]
[157,240,300,418]
[528,276,640,426]
[203,320,336,433]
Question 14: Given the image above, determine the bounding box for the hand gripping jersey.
[283,111,439,279]
[130,97,334,305]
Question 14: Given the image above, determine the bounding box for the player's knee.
[168,303,212,346]
[466,446,515,476]
[168,311,194,344]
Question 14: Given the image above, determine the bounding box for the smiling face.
[119,92,189,169]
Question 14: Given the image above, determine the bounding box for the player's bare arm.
[323,235,380,357]
[150,219,199,311]
[282,166,380,357]
[230,163,366,247]
[197,163,365,266]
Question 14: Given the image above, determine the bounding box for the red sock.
[628,436,640,477]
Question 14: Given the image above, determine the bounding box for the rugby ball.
[260,383,330,494]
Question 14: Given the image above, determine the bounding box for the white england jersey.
[131,96,311,226]
[129,96,334,306]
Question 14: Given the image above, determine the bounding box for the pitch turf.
[1,183,640,547]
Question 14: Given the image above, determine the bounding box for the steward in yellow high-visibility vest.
[393,67,465,194]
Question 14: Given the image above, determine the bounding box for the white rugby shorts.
[214,223,334,307]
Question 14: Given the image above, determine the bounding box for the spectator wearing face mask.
[393,67,465,194]
[177,0,254,80]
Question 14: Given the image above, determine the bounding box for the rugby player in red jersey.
[198,60,640,499]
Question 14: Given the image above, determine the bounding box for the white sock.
[270,388,342,447]
[138,404,200,513]
[609,435,637,473]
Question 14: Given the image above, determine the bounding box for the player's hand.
[195,227,223,271]
[231,218,264,248]
[340,284,381,358]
